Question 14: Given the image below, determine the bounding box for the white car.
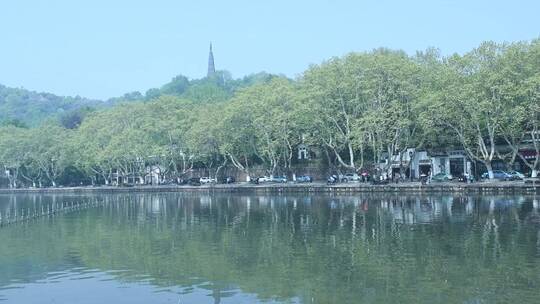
[199,177,216,184]
[339,173,361,182]
[257,176,272,183]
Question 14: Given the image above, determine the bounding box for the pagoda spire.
[207,43,215,77]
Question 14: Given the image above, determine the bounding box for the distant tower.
[207,43,215,77]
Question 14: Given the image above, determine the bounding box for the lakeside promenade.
[1,180,539,195]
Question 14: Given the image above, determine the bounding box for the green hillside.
[0,84,102,127]
[0,71,277,127]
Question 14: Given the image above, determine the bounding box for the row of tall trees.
[1,39,539,187]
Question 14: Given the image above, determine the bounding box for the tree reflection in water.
[0,193,539,303]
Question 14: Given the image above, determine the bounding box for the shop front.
[418,159,432,177]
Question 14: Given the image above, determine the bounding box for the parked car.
[431,173,452,182]
[222,176,235,184]
[327,175,339,184]
[508,171,525,180]
[200,177,216,184]
[481,170,514,181]
[339,173,361,182]
[372,178,389,185]
[250,176,271,184]
[188,177,201,186]
[271,176,288,183]
[296,175,313,183]
[456,173,475,183]
[257,176,272,183]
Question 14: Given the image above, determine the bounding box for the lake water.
[0,192,539,304]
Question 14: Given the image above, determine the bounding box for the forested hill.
[108,71,277,104]
[0,71,277,127]
[0,84,102,127]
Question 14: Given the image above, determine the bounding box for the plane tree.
[358,49,424,174]
[427,42,509,179]
[0,126,27,188]
[301,55,366,170]
[497,40,540,176]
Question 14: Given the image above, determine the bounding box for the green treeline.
[0,39,539,187]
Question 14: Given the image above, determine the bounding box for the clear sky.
[1,0,539,99]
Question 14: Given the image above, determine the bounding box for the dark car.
[456,174,475,183]
[188,177,201,186]
[177,178,189,185]
[327,175,339,184]
[371,177,389,185]
[296,175,313,183]
[222,176,235,184]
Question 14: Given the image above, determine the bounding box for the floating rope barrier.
[0,199,106,228]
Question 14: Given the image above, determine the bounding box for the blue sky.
[1,0,539,99]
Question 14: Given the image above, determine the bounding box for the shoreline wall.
[0,182,539,195]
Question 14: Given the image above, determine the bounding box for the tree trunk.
[214,159,227,180]
[485,162,494,180]
[347,142,355,168]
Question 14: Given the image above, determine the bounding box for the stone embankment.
[1,180,539,194]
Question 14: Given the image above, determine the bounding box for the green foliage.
[421,39,540,176]
[1,39,539,186]
[144,71,278,103]
[59,106,95,129]
[0,84,102,127]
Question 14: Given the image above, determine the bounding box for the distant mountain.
[0,71,280,127]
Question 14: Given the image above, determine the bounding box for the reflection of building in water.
[370,195,534,228]
[151,196,161,213]
[466,197,474,215]
[200,195,212,206]
[258,196,270,207]
[377,196,477,225]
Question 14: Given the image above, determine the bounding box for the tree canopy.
[1,39,539,187]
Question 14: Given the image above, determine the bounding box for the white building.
[378,149,472,179]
